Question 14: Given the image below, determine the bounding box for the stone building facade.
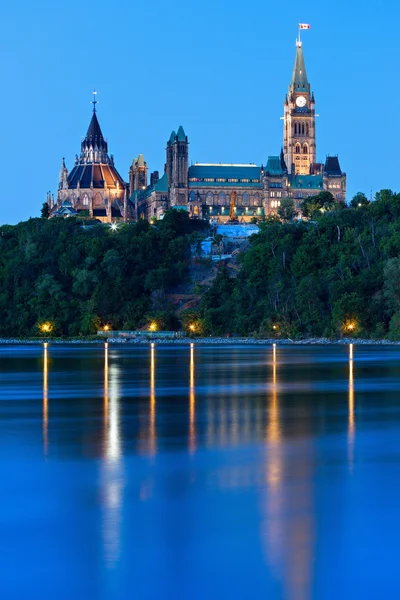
[133,39,346,222]
[49,38,346,222]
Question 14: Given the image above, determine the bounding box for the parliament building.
[48,39,346,222]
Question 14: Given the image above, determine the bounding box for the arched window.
[218,192,226,206]
[295,144,301,154]
[303,144,308,154]
[189,191,195,202]
[194,205,199,216]
[243,192,250,206]
[301,123,305,135]
[82,193,89,206]
[206,192,213,205]
[254,193,260,206]
[306,123,309,135]
[294,123,298,135]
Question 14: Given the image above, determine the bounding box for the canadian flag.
[299,23,310,29]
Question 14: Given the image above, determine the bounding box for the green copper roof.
[291,42,308,92]
[289,174,323,190]
[177,126,186,141]
[265,156,284,176]
[189,164,261,179]
[137,154,145,167]
[154,171,168,192]
[169,130,176,144]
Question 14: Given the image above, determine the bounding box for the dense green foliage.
[0,211,206,336]
[199,190,400,339]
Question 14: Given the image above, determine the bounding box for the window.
[228,179,238,183]
[270,192,275,198]
[189,191,195,201]
[206,192,213,206]
[241,179,250,183]
[251,179,259,183]
[254,193,260,206]
[276,192,282,198]
[218,192,226,206]
[83,194,89,206]
[295,144,301,154]
[306,123,309,135]
[303,144,308,154]
[294,123,298,135]
[216,178,226,183]
[243,192,250,206]
[270,182,282,188]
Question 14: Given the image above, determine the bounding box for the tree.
[278,198,295,221]
[301,191,336,218]
[350,192,369,208]
[41,202,50,219]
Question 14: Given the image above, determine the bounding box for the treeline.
[195,190,400,339]
[0,211,206,336]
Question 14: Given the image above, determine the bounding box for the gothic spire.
[81,97,108,163]
[291,41,309,93]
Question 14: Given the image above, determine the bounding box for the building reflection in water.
[43,343,48,456]
[348,343,355,470]
[189,343,196,454]
[263,344,314,600]
[102,342,124,567]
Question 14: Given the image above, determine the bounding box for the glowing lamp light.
[272,324,278,331]
[149,322,157,332]
[189,324,196,332]
[39,321,54,334]
[103,324,110,332]
[343,320,357,334]
[110,222,118,231]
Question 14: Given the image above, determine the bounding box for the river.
[1,343,400,599]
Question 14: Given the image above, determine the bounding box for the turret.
[59,158,69,190]
[129,154,148,194]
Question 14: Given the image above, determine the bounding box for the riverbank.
[1,337,400,345]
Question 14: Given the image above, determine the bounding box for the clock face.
[296,95,307,108]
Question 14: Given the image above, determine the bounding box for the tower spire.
[91,90,98,113]
[291,41,309,92]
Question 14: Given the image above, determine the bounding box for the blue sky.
[0,0,397,224]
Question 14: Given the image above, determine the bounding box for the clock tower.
[283,40,316,175]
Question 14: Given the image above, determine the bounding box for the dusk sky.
[1,0,397,224]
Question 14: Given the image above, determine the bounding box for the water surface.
[1,343,400,599]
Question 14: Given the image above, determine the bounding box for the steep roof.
[291,42,309,93]
[67,163,125,190]
[177,126,186,141]
[168,130,176,144]
[265,156,284,176]
[154,171,168,192]
[324,156,342,177]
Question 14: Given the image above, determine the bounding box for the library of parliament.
[47,38,346,222]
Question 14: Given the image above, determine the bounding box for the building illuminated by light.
[47,36,345,223]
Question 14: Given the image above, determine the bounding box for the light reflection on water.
[102,342,123,567]
[2,343,400,598]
